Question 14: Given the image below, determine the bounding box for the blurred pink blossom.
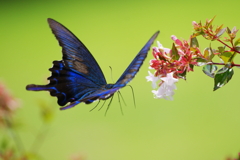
[0,82,20,121]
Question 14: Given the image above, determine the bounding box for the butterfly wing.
[27,61,103,106]
[113,31,160,88]
[27,18,159,110]
[59,31,160,109]
[60,87,120,110]
[26,18,107,107]
[59,31,159,110]
[47,18,107,85]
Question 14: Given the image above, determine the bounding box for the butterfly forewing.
[47,18,107,85]
[114,31,160,88]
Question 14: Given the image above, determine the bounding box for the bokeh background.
[1,0,240,159]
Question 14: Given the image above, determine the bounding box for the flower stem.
[205,31,240,54]
[211,62,240,67]
[30,123,50,154]
[4,115,25,154]
[216,39,232,50]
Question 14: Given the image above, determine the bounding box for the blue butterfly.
[26,18,159,110]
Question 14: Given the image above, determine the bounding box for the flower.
[151,72,178,100]
[160,72,178,86]
[147,35,203,100]
[0,82,20,125]
[230,26,239,39]
[152,83,175,100]
[146,71,159,88]
[0,83,19,112]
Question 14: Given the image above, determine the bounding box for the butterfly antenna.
[117,91,124,115]
[89,100,101,112]
[98,100,107,111]
[127,85,136,108]
[109,66,115,83]
[105,95,114,116]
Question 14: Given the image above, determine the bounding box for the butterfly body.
[26,18,159,110]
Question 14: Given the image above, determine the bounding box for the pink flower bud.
[192,21,198,26]
[171,35,177,41]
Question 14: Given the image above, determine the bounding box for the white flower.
[152,83,175,100]
[152,72,178,100]
[146,71,159,89]
[160,72,178,86]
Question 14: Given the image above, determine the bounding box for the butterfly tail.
[26,84,54,91]
[26,83,64,99]
[27,83,81,110]
[26,83,69,106]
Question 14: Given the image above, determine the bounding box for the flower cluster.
[147,17,240,99]
[147,34,206,100]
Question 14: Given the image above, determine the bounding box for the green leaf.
[203,47,215,61]
[171,43,179,60]
[218,46,225,54]
[177,70,187,80]
[213,66,234,91]
[194,57,208,66]
[209,48,215,60]
[190,64,194,71]
[190,36,199,47]
[235,46,240,52]
[202,64,218,78]
[234,38,240,46]
[226,27,231,34]
[219,51,234,63]
[203,48,209,58]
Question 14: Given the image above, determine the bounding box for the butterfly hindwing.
[27,61,101,106]
[60,87,120,110]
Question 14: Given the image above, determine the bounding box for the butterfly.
[26,18,159,110]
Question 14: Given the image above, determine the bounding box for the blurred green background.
[1,0,240,159]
